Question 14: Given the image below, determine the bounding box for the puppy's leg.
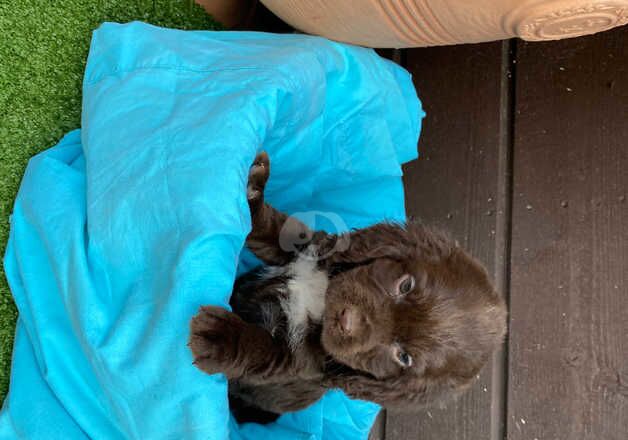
[189,305,294,383]
[246,152,329,265]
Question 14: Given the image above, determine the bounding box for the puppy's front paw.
[247,151,270,205]
[188,306,245,377]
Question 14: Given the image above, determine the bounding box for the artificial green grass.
[0,0,220,401]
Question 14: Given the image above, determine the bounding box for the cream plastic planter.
[261,0,628,47]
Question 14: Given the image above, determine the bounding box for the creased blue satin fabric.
[1,22,423,439]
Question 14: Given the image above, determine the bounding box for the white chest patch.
[282,254,328,350]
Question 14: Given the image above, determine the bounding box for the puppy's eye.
[396,274,415,295]
[392,345,413,368]
[398,351,412,367]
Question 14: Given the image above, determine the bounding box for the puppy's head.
[320,222,507,408]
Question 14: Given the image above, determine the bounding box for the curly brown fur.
[189,152,507,421]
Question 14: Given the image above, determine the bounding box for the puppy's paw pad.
[252,151,269,169]
[247,187,261,202]
[247,151,270,201]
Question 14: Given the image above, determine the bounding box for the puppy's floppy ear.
[404,221,456,263]
[323,221,455,266]
[323,223,416,265]
[324,371,470,409]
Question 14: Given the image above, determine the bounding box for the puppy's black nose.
[339,308,360,335]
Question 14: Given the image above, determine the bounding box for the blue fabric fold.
[1,22,423,439]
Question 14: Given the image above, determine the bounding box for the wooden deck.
[247,6,628,439]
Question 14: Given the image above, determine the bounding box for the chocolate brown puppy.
[189,152,507,420]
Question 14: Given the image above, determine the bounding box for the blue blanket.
[0,22,423,439]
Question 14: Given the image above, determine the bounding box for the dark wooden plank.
[387,41,510,440]
[508,26,628,440]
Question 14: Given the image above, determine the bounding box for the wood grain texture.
[387,42,509,440]
[508,26,628,440]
